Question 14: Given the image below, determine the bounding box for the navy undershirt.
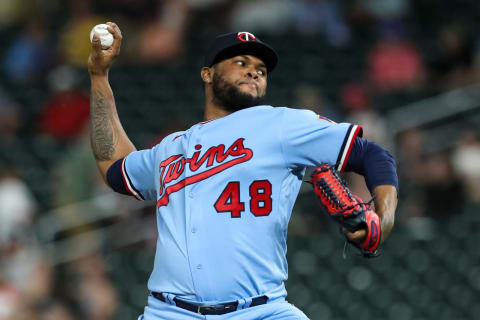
[345,137,398,193]
[107,158,130,196]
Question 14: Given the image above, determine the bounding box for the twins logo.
[157,138,253,207]
[237,32,256,42]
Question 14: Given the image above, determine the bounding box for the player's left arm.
[344,137,398,243]
[278,108,397,243]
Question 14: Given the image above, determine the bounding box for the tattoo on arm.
[90,89,117,161]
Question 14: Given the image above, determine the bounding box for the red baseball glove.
[310,163,381,258]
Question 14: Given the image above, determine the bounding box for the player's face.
[217,55,267,97]
[211,55,268,111]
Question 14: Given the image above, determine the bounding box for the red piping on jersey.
[339,125,362,172]
[121,158,143,200]
[198,118,218,125]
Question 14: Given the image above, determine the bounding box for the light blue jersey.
[121,106,361,306]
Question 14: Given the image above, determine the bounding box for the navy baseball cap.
[204,32,278,73]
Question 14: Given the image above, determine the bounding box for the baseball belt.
[151,292,268,315]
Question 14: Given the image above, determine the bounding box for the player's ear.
[201,67,213,84]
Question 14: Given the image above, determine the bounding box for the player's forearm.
[372,185,397,243]
[89,74,136,179]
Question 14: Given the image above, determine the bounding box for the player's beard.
[212,73,265,112]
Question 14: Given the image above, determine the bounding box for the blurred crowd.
[1,0,480,319]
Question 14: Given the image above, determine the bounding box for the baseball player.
[88,23,398,319]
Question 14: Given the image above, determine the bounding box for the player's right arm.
[87,22,136,182]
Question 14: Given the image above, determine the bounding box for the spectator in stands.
[356,0,410,22]
[38,65,90,141]
[396,128,425,182]
[367,30,425,92]
[0,168,58,320]
[0,169,36,247]
[291,0,351,47]
[420,151,464,219]
[0,0,32,29]
[395,128,428,220]
[58,1,105,67]
[3,19,51,85]
[95,0,192,63]
[0,87,21,145]
[230,0,293,34]
[186,0,229,9]
[49,125,107,208]
[136,0,190,63]
[345,0,409,41]
[36,300,76,320]
[397,129,464,219]
[428,23,477,89]
[452,127,480,203]
[66,254,118,320]
[186,0,233,28]
[0,275,20,320]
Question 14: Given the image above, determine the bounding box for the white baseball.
[90,24,114,49]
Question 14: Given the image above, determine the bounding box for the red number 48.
[214,180,272,218]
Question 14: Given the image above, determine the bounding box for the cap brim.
[211,42,278,73]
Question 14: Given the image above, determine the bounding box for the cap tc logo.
[237,32,256,42]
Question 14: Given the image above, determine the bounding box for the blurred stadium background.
[0,0,480,319]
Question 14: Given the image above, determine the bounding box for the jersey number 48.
[214,180,272,218]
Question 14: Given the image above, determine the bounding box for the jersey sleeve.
[280,108,362,171]
[120,146,159,201]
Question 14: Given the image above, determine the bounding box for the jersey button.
[191,228,197,233]
[196,264,202,270]
[189,192,194,198]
